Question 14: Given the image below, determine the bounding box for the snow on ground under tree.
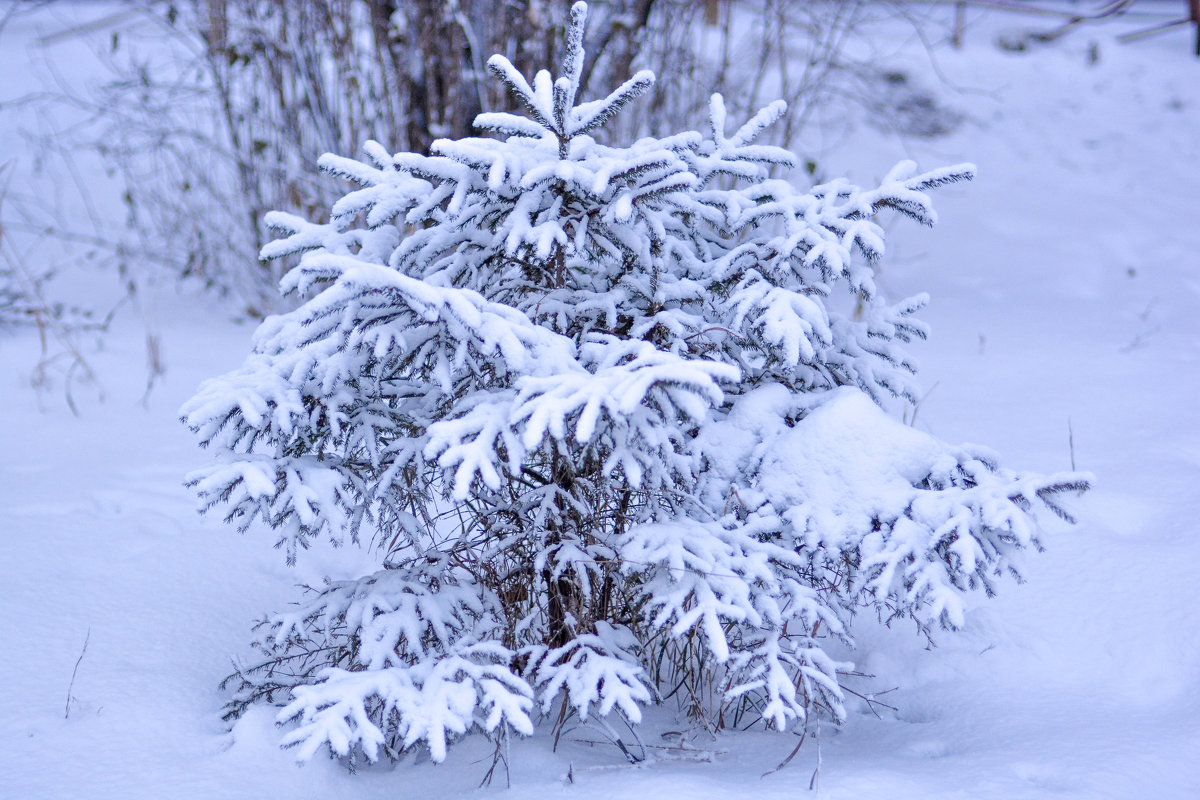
[1,4,1198,799]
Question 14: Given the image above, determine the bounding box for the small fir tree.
[184,2,1088,765]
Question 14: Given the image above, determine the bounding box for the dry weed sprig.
[0,162,103,413]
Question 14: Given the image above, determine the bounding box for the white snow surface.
[2,4,1199,798]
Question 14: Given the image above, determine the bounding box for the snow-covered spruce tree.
[183,2,1088,765]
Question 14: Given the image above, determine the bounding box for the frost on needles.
[182,1,1089,766]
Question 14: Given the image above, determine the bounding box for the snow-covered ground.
[2,4,1198,798]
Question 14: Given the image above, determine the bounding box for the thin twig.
[928,0,1132,20]
[809,718,822,791]
[907,380,939,428]
[839,682,899,718]
[761,730,806,778]
[65,627,91,719]
[1068,417,1076,471]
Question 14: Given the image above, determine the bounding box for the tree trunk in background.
[1190,0,1199,56]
